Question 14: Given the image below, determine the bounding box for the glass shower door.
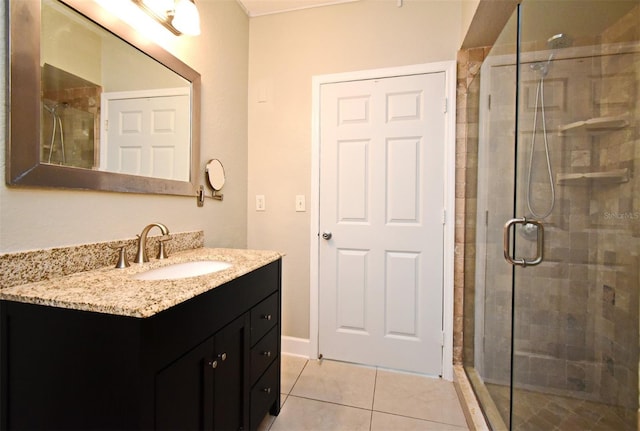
[469,1,640,429]
[470,9,519,430]
[508,0,640,429]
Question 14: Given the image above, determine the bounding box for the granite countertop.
[0,248,282,318]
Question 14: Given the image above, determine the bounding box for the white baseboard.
[281,336,311,358]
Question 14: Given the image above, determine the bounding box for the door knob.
[322,232,332,240]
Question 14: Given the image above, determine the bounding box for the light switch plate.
[256,195,265,211]
[295,195,306,212]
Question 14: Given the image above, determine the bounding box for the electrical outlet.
[256,195,265,211]
[295,195,306,212]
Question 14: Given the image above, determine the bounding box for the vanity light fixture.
[132,0,201,36]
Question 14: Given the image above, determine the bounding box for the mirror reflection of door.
[102,89,191,181]
[39,0,193,180]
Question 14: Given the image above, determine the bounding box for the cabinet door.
[155,314,248,431]
[155,336,215,431]
[213,314,249,431]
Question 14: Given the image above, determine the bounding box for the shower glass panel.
[512,1,639,429]
[466,0,640,429]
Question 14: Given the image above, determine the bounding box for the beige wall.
[247,0,463,340]
[460,0,481,43]
[0,1,249,253]
[3,0,466,346]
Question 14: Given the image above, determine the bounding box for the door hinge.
[443,97,448,113]
[442,209,446,225]
[488,94,491,110]
[104,119,108,131]
[441,331,446,346]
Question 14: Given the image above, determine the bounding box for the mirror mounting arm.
[197,185,224,207]
[198,159,225,206]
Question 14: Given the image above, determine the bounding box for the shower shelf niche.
[558,115,628,135]
[557,168,629,185]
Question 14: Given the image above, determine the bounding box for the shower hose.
[526,72,555,219]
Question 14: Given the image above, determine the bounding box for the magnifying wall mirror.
[206,159,226,191]
[205,159,225,201]
[6,0,201,196]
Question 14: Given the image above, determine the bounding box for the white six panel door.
[319,73,446,375]
[105,93,190,181]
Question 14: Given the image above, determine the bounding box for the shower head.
[44,101,69,113]
[538,33,573,67]
[547,33,573,50]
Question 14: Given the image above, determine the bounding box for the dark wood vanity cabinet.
[155,314,248,431]
[0,259,281,431]
[248,293,281,428]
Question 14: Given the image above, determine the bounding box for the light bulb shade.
[172,0,201,36]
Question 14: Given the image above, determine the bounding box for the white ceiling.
[237,0,359,17]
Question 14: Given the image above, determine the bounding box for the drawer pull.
[218,352,227,361]
[262,387,272,395]
[209,360,218,369]
[261,351,272,357]
[262,314,272,321]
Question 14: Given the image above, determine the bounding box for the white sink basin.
[133,260,232,281]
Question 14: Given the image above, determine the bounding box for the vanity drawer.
[250,326,278,382]
[250,360,279,429]
[250,293,278,345]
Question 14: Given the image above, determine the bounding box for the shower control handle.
[503,218,544,267]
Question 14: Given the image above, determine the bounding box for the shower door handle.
[503,218,544,267]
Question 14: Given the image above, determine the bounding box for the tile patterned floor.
[259,355,470,431]
[487,383,636,431]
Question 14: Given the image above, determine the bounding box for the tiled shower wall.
[592,8,640,411]
[511,10,639,415]
[455,47,487,365]
[41,65,101,169]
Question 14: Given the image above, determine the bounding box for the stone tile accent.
[455,46,490,365]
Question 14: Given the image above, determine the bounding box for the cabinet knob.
[262,351,272,357]
[218,352,227,361]
[262,314,272,321]
[262,387,272,395]
[209,360,218,369]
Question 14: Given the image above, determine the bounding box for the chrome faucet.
[134,223,170,263]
